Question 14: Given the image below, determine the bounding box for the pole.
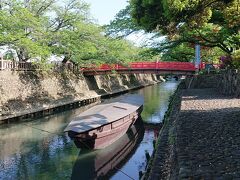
[0,53,3,70]
[195,44,201,72]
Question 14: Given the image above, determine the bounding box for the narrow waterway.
[0,81,179,180]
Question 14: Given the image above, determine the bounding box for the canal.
[0,81,179,180]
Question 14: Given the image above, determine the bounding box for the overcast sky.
[86,0,129,25]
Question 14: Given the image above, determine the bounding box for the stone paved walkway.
[176,88,240,179]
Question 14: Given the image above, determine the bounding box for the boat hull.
[68,106,143,149]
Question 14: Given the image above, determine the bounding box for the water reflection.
[137,81,179,123]
[0,103,97,180]
[71,119,144,180]
[0,81,179,180]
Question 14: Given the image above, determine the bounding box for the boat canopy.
[64,94,144,133]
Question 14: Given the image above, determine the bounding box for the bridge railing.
[86,62,198,72]
[131,62,196,71]
[1,59,209,73]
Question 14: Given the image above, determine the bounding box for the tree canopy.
[104,5,141,38]
[130,0,239,55]
[1,0,238,66]
[106,0,239,64]
[0,0,154,65]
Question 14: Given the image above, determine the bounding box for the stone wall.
[0,71,161,119]
[184,70,240,97]
[185,74,222,89]
[221,70,240,97]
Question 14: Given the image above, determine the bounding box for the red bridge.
[83,61,201,75]
[1,60,209,74]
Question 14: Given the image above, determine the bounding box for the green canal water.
[0,81,179,180]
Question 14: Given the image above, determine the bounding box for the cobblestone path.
[176,88,240,179]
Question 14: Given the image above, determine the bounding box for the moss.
[168,127,176,145]
[143,81,183,179]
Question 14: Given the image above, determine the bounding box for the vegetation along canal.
[0,80,179,180]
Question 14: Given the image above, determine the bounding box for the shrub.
[232,50,240,69]
[219,55,233,69]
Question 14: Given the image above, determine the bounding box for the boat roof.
[64,94,144,133]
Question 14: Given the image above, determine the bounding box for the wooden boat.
[71,121,145,179]
[64,94,144,149]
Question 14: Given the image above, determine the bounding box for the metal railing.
[84,62,198,72]
[0,59,35,70]
[0,59,77,72]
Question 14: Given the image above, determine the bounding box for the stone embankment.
[148,71,240,179]
[186,70,240,97]
[221,70,240,97]
[0,70,163,122]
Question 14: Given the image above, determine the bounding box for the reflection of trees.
[17,154,30,180]
[0,103,95,159]
[4,132,79,179]
[12,134,78,179]
[0,107,90,179]
[140,82,178,122]
[0,103,97,179]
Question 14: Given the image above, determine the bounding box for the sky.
[86,0,129,25]
[85,0,155,46]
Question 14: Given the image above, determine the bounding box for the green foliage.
[232,50,240,68]
[130,0,169,33]
[201,47,225,64]
[32,59,54,71]
[129,0,239,59]
[168,127,175,145]
[0,0,152,66]
[3,50,14,60]
[161,43,195,62]
[222,0,240,28]
[137,48,160,61]
[104,0,238,63]
[104,5,141,38]
[0,1,51,61]
[131,0,235,30]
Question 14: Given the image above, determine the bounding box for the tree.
[130,0,239,55]
[0,0,51,61]
[0,0,91,62]
[0,0,156,66]
[104,5,141,38]
[160,43,224,63]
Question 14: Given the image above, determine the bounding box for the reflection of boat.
[64,94,144,149]
[71,120,145,180]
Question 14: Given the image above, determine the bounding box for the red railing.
[1,59,212,73]
[84,62,197,72]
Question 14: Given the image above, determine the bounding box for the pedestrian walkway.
[176,88,240,179]
[148,88,240,179]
